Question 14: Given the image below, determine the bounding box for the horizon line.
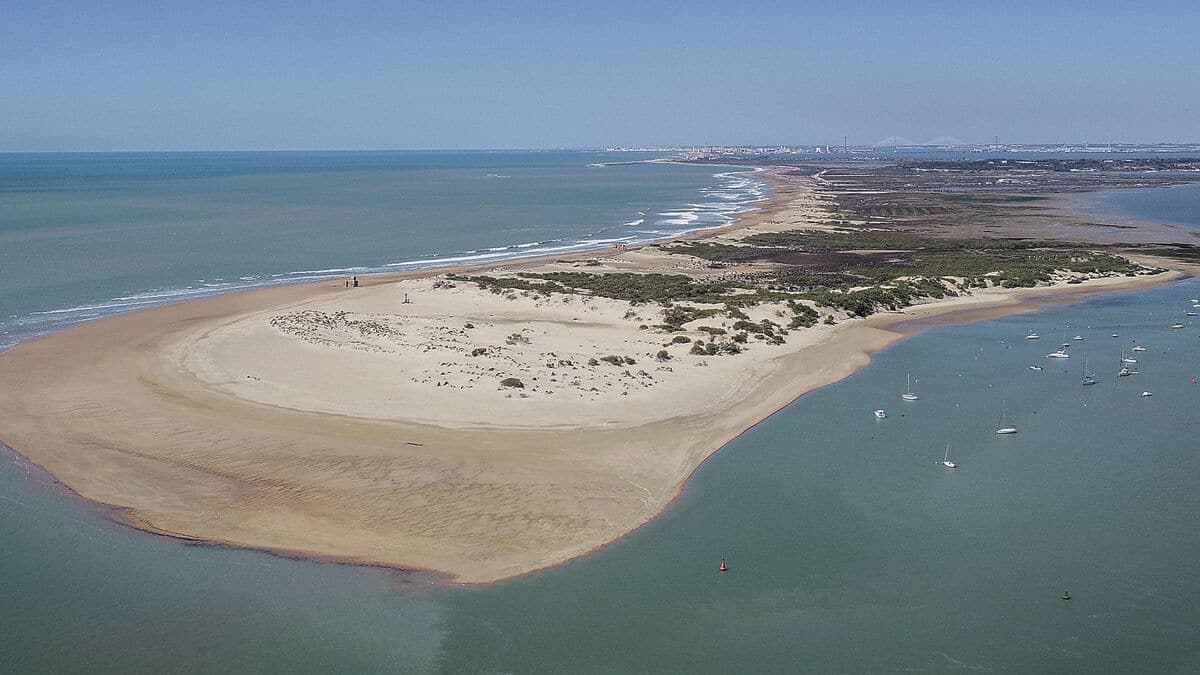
[3,142,1200,154]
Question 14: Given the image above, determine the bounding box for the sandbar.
[0,169,1191,583]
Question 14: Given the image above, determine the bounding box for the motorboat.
[1047,345,1070,358]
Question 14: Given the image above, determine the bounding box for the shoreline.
[1061,183,1200,234]
[0,160,769,356]
[0,170,1194,585]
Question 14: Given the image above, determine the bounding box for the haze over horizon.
[3,1,1198,152]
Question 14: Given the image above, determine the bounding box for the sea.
[1,153,1199,673]
[1080,181,1200,230]
[0,151,764,352]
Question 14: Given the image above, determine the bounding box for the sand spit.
[0,170,1189,583]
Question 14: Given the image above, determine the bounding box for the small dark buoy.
[719,559,728,572]
[1061,589,1071,600]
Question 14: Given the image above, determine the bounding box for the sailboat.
[1081,358,1097,386]
[996,401,1017,434]
[901,373,919,401]
[942,443,957,468]
[1131,345,1147,352]
[1119,351,1135,376]
[1025,331,1040,340]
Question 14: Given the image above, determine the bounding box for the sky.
[2,0,1198,151]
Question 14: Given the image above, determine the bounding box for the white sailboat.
[1131,345,1147,352]
[874,409,887,419]
[1081,358,1097,386]
[1025,331,1040,340]
[996,401,1017,434]
[901,373,919,401]
[942,443,957,468]
[1118,353,1131,377]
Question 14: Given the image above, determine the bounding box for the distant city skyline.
[3,1,1198,151]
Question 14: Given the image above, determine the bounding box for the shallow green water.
[0,151,762,350]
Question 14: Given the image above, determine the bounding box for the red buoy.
[719,559,728,572]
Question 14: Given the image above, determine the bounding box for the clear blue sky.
[3,0,1197,150]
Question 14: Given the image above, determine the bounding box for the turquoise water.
[0,151,763,351]
[3,155,1200,672]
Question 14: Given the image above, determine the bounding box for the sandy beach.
[0,169,1191,584]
